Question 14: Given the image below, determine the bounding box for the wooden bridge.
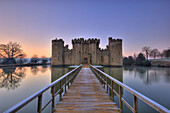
[4,65,170,113]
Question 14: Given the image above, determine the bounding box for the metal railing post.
[133,95,138,113]
[37,94,42,113]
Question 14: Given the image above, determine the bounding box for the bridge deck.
[54,67,120,113]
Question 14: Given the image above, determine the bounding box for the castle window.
[112,58,113,61]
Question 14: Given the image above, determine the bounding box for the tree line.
[0,42,49,65]
[123,46,170,66]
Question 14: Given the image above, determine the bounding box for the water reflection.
[0,67,26,90]
[124,67,170,85]
[51,67,68,93]
[30,66,40,75]
[101,67,123,98]
[0,65,51,90]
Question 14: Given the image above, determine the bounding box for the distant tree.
[142,46,151,60]
[41,56,48,64]
[30,54,39,64]
[0,42,26,64]
[135,53,146,65]
[163,49,170,58]
[128,56,135,65]
[123,57,128,65]
[0,42,25,58]
[123,56,134,65]
[150,49,160,59]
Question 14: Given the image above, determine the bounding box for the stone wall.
[52,37,122,66]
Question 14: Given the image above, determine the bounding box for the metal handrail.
[4,64,82,113]
[90,65,170,113]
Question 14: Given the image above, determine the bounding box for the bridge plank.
[54,68,120,113]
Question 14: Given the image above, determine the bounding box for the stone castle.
[51,37,122,66]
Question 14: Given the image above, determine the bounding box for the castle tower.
[88,38,100,65]
[51,38,64,66]
[72,39,83,65]
[109,37,122,66]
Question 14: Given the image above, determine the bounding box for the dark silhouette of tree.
[150,49,160,59]
[30,54,39,64]
[123,57,128,65]
[162,49,170,58]
[123,56,134,65]
[128,56,134,65]
[135,53,146,65]
[0,42,26,59]
[142,46,151,60]
[0,67,26,90]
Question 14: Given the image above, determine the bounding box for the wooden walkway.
[54,67,120,113]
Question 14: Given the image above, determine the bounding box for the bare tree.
[150,49,160,59]
[0,41,26,58]
[142,46,151,60]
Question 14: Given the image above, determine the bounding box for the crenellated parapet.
[88,38,100,44]
[52,38,64,43]
[109,37,122,42]
[72,38,84,44]
[72,38,100,44]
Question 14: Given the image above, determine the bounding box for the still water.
[102,66,170,113]
[0,66,170,113]
[0,65,69,113]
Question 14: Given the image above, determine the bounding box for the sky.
[0,0,170,58]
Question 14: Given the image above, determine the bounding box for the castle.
[51,37,122,66]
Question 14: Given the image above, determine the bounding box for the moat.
[0,65,170,113]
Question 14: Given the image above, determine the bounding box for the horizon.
[0,0,170,57]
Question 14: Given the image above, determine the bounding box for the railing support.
[65,77,67,94]
[106,76,108,93]
[51,86,55,111]
[133,95,138,113]
[111,80,114,101]
[37,94,42,113]
[119,85,123,110]
[59,81,62,101]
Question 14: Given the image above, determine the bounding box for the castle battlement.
[109,37,122,42]
[52,38,64,43]
[72,38,100,44]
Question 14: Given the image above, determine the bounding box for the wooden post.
[133,95,138,113]
[119,86,123,110]
[65,77,67,94]
[103,75,105,89]
[51,86,55,111]
[37,94,42,113]
[59,81,62,101]
[68,75,70,89]
[106,76,108,93]
[111,80,114,100]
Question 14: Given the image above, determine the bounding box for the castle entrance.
[84,58,88,64]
